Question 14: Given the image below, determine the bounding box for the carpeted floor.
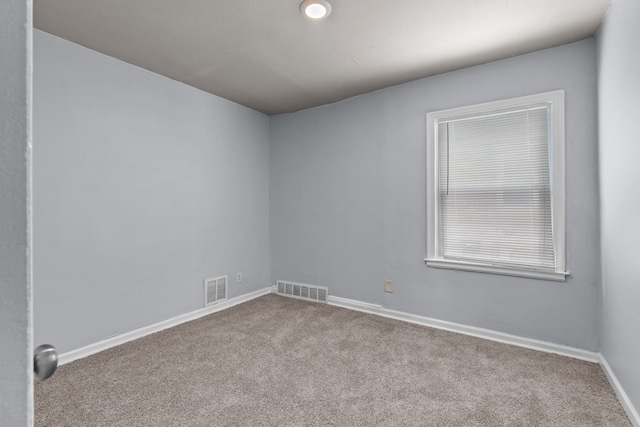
[35,294,630,426]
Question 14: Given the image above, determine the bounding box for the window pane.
[437,107,555,269]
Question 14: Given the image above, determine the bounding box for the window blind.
[436,106,555,270]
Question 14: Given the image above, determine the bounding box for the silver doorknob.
[34,344,58,381]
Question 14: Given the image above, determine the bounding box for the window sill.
[424,259,569,281]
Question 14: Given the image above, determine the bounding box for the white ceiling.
[34,0,611,115]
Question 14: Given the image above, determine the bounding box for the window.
[426,91,568,281]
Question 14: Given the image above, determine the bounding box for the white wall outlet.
[236,272,243,283]
[385,279,393,293]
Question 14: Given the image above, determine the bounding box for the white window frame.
[425,90,568,281]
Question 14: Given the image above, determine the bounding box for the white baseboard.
[58,285,638,426]
[327,294,640,424]
[327,295,600,362]
[327,293,640,426]
[58,287,272,366]
[600,356,640,427]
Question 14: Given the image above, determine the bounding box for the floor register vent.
[204,275,227,306]
[276,280,328,303]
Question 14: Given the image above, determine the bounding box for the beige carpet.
[35,294,630,426]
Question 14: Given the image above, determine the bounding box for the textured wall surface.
[598,0,640,416]
[270,39,601,350]
[0,0,33,425]
[33,30,270,354]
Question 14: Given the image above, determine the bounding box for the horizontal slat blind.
[437,106,555,269]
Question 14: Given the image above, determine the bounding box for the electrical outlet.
[236,272,243,283]
[385,279,393,293]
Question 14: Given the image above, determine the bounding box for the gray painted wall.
[598,0,640,414]
[270,39,601,350]
[0,0,33,425]
[33,30,270,354]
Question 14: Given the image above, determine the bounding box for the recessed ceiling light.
[300,0,332,20]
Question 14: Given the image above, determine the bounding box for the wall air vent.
[204,275,227,306]
[276,280,328,303]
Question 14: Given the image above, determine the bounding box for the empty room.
[2,0,639,425]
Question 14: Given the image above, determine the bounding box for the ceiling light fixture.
[300,0,332,20]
